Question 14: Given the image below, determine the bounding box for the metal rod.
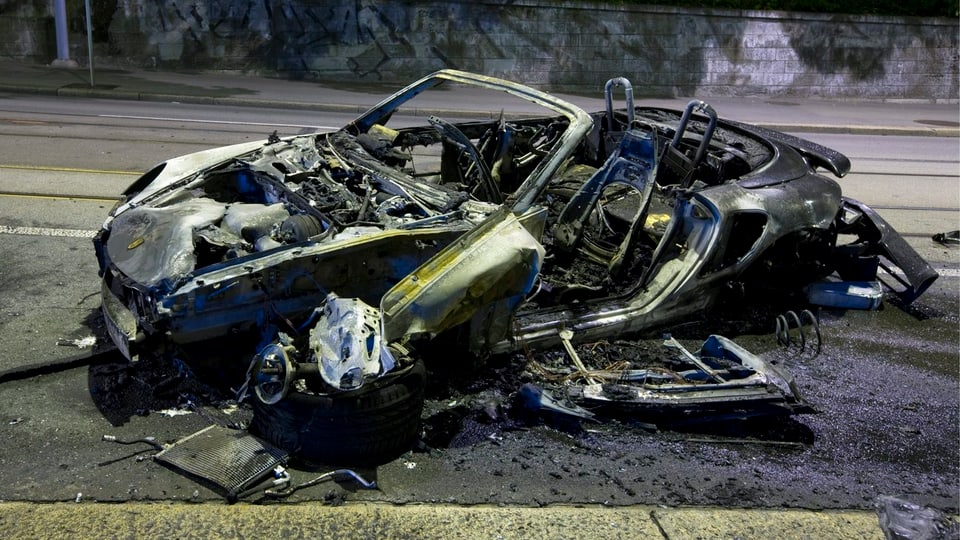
[84,0,95,87]
[663,335,726,383]
[559,329,599,385]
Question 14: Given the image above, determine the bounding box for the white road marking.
[98,114,336,131]
[0,225,97,238]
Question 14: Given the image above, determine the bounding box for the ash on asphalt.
[4,285,953,512]
[403,296,957,513]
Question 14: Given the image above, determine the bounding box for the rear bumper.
[842,198,939,303]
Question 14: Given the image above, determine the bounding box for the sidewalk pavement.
[0,60,957,137]
[0,59,954,538]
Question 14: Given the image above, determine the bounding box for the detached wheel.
[250,360,425,466]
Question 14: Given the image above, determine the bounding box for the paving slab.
[0,502,890,540]
[652,507,885,540]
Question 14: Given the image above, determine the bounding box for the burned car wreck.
[94,70,938,464]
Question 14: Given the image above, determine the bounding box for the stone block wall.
[1,0,957,100]
[0,0,55,63]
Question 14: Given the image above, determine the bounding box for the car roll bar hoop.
[604,77,634,133]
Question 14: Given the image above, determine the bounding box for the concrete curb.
[0,501,886,539]
[0,84,59,97]
[1,83,956,137]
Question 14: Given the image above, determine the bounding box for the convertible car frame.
[94,70,937,463]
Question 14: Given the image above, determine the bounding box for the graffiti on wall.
[783,18,889,81]
[2,0,955,99]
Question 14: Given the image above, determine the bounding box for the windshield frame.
[344,69,595,214]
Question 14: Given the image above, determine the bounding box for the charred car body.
[94,71,937,464]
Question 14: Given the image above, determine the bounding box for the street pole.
[84,0,95,87]
[52,0,76,67]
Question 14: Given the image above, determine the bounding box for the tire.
[250,360,425,466]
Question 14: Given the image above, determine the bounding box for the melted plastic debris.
[57,336,97,348]
[157,408,193,417]
[875,495,960,540]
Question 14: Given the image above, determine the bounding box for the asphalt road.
[0,93,956,515]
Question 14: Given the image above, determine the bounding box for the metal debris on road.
[932,230,960,246]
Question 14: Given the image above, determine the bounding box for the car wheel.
[250,359,425,466]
